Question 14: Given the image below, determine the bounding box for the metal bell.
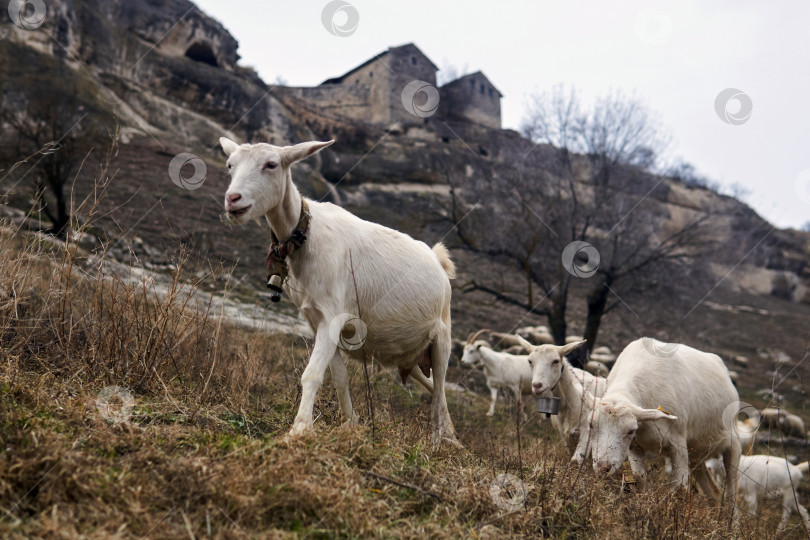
[267,275,283,303]
[537,396,561,418]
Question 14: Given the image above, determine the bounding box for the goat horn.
[467,328,491,344]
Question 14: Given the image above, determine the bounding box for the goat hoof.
[338,417,360,432]
[486,411,494,417]
[284,423,312,443]
[443,436,464,449]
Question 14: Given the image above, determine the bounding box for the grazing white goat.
[515,336,607,457]
[460,330,533,417]
[579,339,740,515]
[220,137,459,447]
[589,347,616,365]
[721,455,810,533]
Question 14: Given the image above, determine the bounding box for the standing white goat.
[514,336,606,457]
[220,137,459,447]
[579,339,740,517]
[707,455,810,533]
[736,455,810,532]
[460,330,533,417]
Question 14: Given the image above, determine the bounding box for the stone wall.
[343,58,391,124]
[386,45,438,125]
[282,85,373,123]
[439,73,501,129]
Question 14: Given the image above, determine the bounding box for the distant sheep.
[584,361,609,378]
[758,408,807,439]
[516,325,554,345]
[780,413,806,439]
[489,331,529,349]
[759,408,784,430]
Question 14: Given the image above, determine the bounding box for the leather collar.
[265,198,310,300]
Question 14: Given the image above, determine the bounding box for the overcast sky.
[194,0,810,230]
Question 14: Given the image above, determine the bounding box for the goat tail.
[432,243,456,279]
[797,461,810,475]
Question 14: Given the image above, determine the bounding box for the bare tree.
[443,86,712,366]
[0,51,111,237]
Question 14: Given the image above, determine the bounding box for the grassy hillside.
[0,201,808,538]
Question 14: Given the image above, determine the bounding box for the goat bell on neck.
[537,396,561,418]
[267,274,284,302]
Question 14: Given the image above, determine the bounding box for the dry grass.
[0,177,808,538]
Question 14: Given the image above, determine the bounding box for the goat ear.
[632,405,677,422]
[558,339,587,357]
[219,137,240,156]
[514,334,534,350]
[281,140,335,166]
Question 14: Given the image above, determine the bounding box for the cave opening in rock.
[185,42,218,67]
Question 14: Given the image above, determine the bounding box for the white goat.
[580,339,741,516]
[220,137,459,447]
[514,336,607,457]
[716,455,810,533]
[460,330,533,417]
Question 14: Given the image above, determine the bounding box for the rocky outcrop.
[1,0,808,307]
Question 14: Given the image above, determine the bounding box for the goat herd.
[219,137,808,533]
[460,327,810,532]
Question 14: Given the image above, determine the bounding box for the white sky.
[194,0,810,230]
